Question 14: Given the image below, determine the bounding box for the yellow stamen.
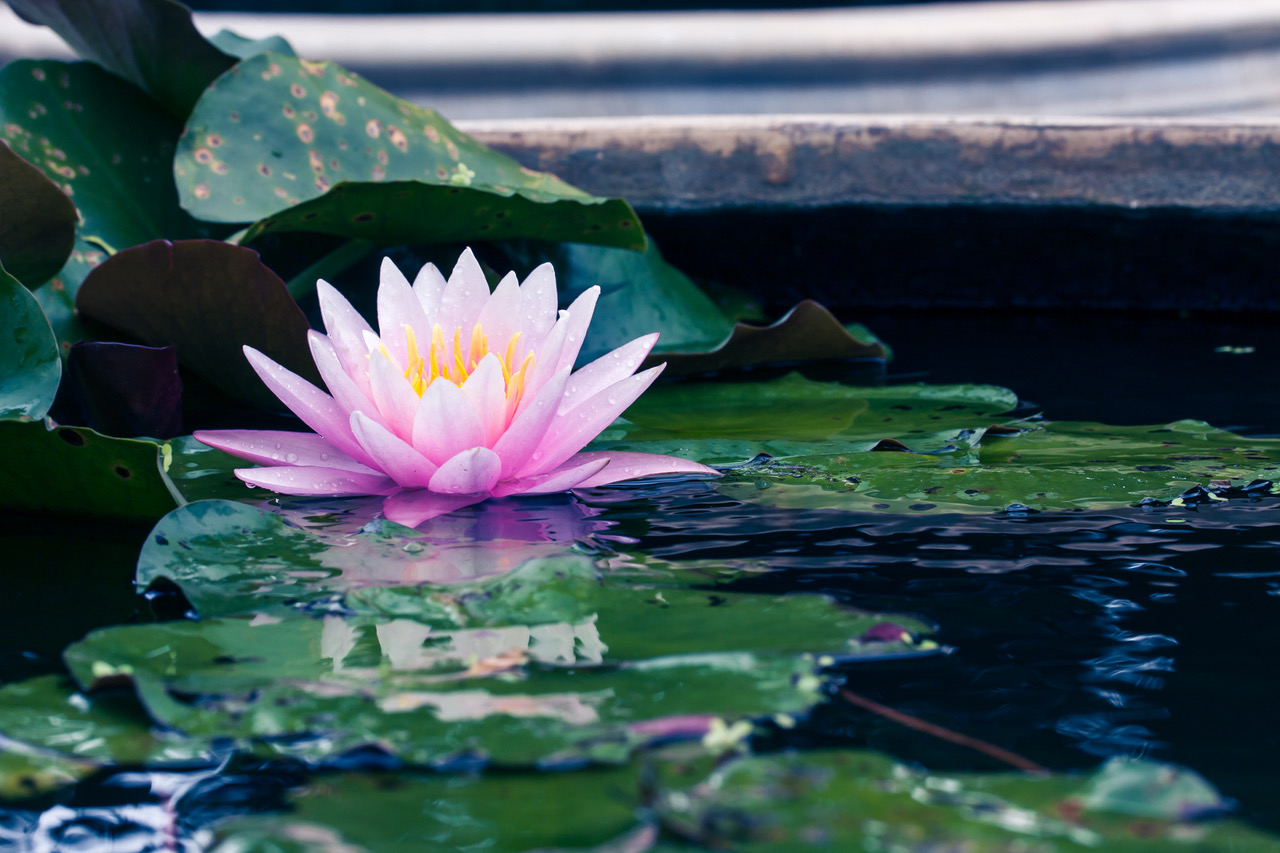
[470,324,485,370]
[453,327,466,381]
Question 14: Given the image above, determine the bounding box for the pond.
[4,305,1280,850]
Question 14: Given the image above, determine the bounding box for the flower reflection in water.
[315,493,617,586]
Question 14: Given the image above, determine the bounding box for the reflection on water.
[5,481,1280,844]
[581,480,1280,830]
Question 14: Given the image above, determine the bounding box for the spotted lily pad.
[7,0,235,118]
[75,239,320,410]
[0,141,76,287]
[0,59,212,346]
[175,53,643,250]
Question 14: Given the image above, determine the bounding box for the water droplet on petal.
[286,453,299,463]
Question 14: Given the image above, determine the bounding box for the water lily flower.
[195,250,718,526]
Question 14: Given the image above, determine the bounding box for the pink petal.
[243,346,374,468]
[350,411,438,488]
[413,261,447,322]
[519,262,558,346]
[517,365,664,478]
[428,446,503,494]
[514,311,569,416]
[194,429,377,474]
[490,366,571,478]
[382,489,488,527]
[376,258,432,368]
[316,280,375,400]
[474,271,522,358]
[235,465,397,496]
[412,377,486,466]
[563,450,721,487]
[368,352,420,442]
[552,286,600,374]
[308,332,390,433]
[564,333,659,410]
[491,456,610,498]
[460,353,508,447]
[437,248,490,335]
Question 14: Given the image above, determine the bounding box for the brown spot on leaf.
[282,105,295,119]
[211,161,228,174]
[371,165,385,181]
[258,163,271,176]
[366,119,382,138]
[352,212,375,223]
[31,67,45,81]
[388,126,408,152]
[309,150,323,173]
[423,126,440,143]
[376,149,388,166]
[297,123,314,143]
[445,139,459,160]
[274,187,288,198]
[194,183,210,199]
[114,465,132,479]
[290,82,306,98]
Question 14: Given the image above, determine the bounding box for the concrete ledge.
[460,115,1280,212]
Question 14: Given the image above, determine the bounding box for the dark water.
[4,309,1279,847]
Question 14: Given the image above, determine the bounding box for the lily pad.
[0,421,181,521]
[53,341,183,438]
[644,300,889,378]
[0,141,76,287]
[75,239,321,410]
[590,374,1280,512]
[64,612,828,768]
[653,751,1280,851]
[175,53,644,250]
[7,0,235,118]
[212,767,645,853]
[0,59,211,344]
[0,675,208,772]
[0,262,61,420]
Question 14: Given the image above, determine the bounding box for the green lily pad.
[7,0,235,118]
[652,750,1280,851]
[0,420,181,521]
[75,238,321,410]
[591,374,1280,512]
[0,59,212,345]
[0,262,61,420]
[212,767,645,853]
[0,141,76,287]
[64,612,828,768]
[175,53,644,250]
[0,675,208,772]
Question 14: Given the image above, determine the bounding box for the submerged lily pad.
[75,239,321,410]
[0,141,76,287]
[653,750,1280,851]
[591,374,1280,512]
[212,766,646,853]
[175,53,643,250]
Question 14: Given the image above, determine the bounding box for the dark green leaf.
[0,421,180,521]
[0,141,76,287]
[0,262,61,420]
[75,239,320,410]
[7,0,235,118]
[174,53,644,249]
[206,29,296,61]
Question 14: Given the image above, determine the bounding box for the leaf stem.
[285,238,376,302]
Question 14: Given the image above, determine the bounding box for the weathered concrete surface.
[460,116,1280,213]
